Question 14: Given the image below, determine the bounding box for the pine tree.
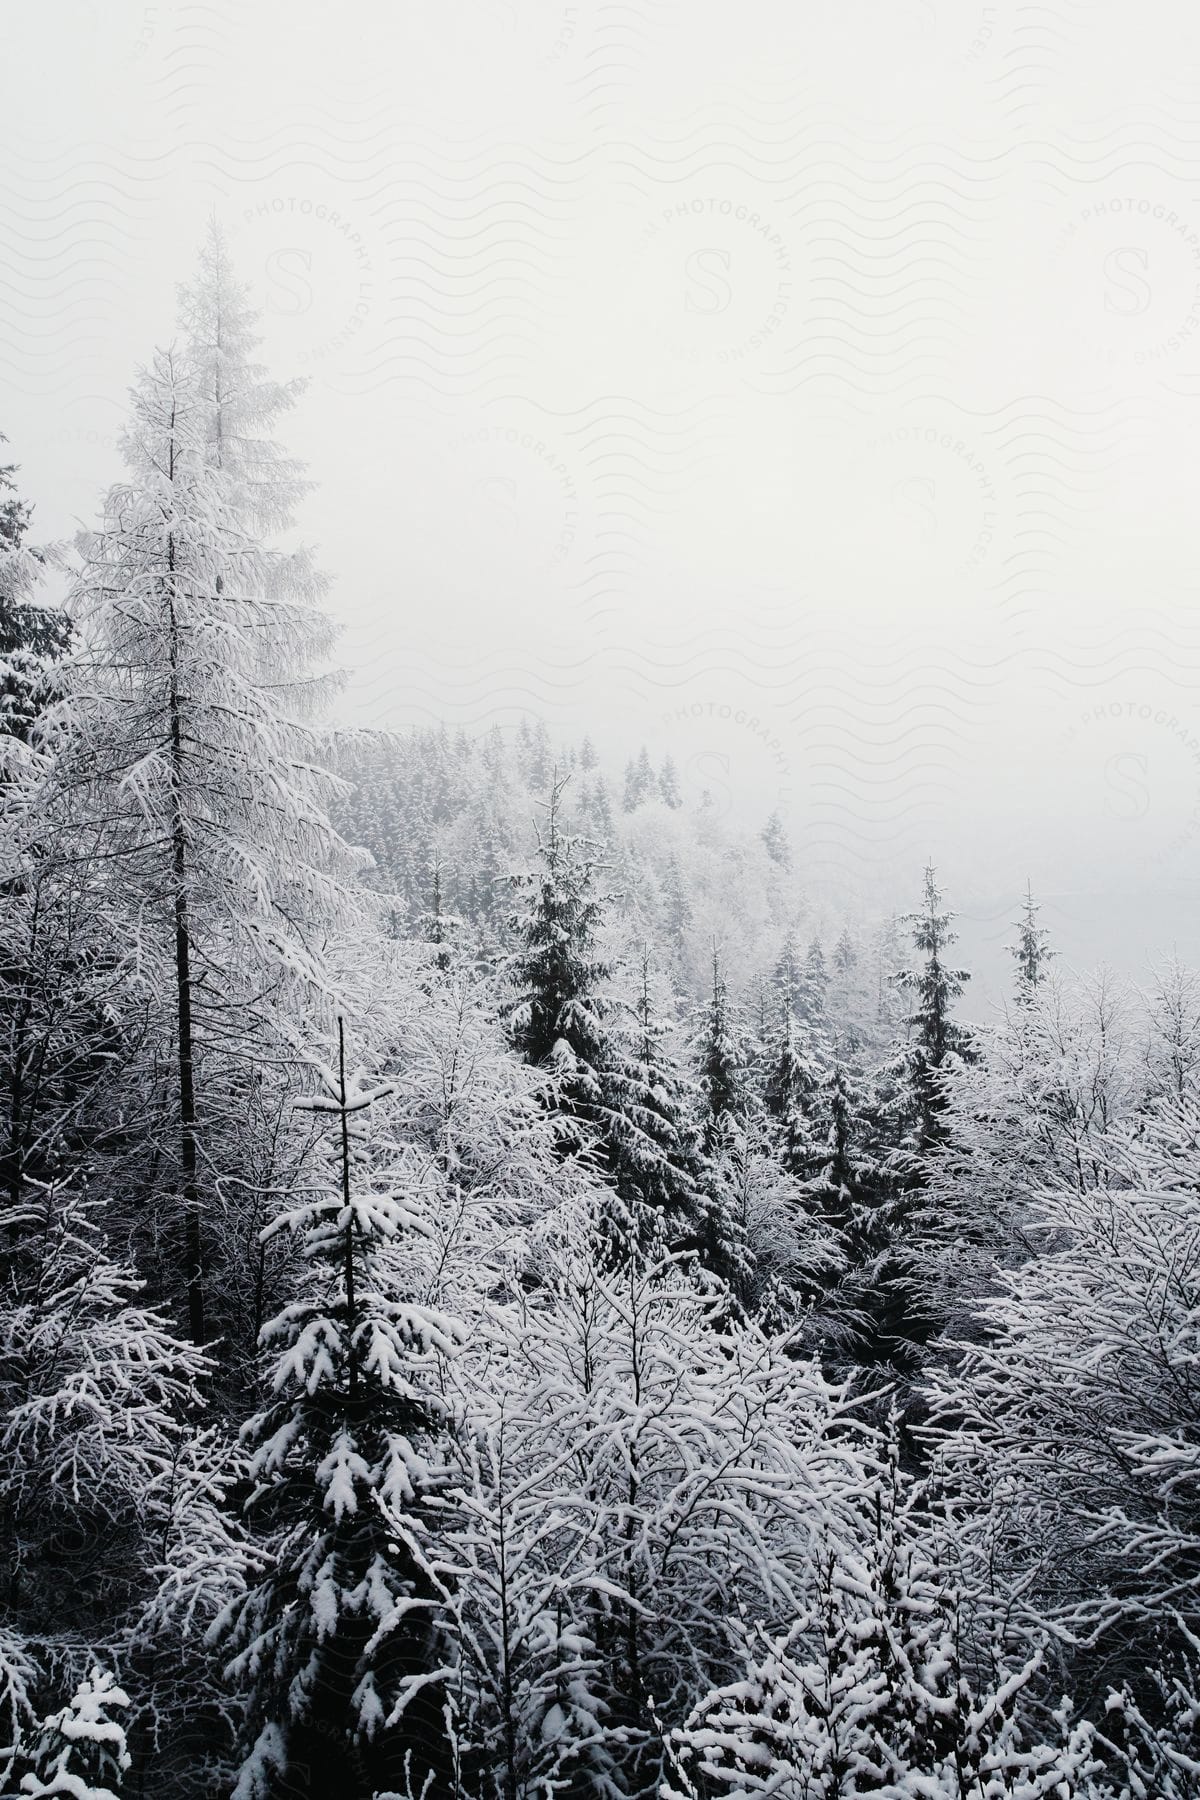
[760,811,790,869]
[1012,880,1054,1002]
[58,235,366,1345]
[694,947,746,1152]
[0,439,70,749]
[661,853,692,965]
[807,1057,882,1240]
[891,862,970,1157]
[800,936,828,1021]
[771,931,804,1019]
[215,1021,462,1799]
[584,776,614,837]
[414,852,463,976]
[608,949,704,1237]
[18,1668,132,1800]
[507,775,613,1163]
[762,997,823,1179]
[658,754,682,809]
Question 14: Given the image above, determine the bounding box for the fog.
[6,0,1200,992]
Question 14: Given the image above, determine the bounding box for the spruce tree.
[762,997,823,1179]
[890,862,970,1157]
[694,946,746,1152]
[0,438,70,748]
[508,785,699,1243]
[760,810,790,868]
[1011,879,1054,1002]
[658,754,682,809]
[607,948,704,1235]
[507,775,613,1163]
[216,1022,461,1800]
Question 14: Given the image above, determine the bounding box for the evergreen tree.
[694,947,746,1152]
[0,439,70,749]
[215,1022,462,1799]
[509,785,700,1245]
[800,935,828,1021]
[17,1669,132,1800]
[414,851,463,976]
[807,1057,882,1240]
[760,811,790,868]
[762,997,823,1179]
[1012,880,1054,1002]
[584,775,614,837]
[59,235,365,1346]
[507,775,613,1163]
[661,852,692,965]
[658,754,682,809]
[891,862,971,1157]
[607,948,704,1235]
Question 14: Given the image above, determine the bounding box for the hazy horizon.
[7,0,1200,981]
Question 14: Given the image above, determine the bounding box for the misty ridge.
[2,225,1200,1800]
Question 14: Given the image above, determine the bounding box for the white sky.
[6,0,1200,986]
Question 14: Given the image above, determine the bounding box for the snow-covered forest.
[3,226,1200,1800]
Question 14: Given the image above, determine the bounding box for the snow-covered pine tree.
[606,948,704,1241]
[890,861,971,1158]
[799,936,828,1022]
[508,784,703,1252]
[58,239,367,1346]
[1012,880,1054,1002]
[760,811,790,869]
[17,1668,131,1800]
[761,995,824,1179]
[806,1056,882,1240]
[658,754,682,810]
[0,442,69,751]
[770,931,804,1021]
[214,1021,463,1800]
[413,851,464,977]
[702,1111,842,1324]
[694,946,747,1152]
[507,775,613,1161]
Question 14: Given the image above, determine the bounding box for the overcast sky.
[6,0,1200,987]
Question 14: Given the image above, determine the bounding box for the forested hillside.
[2,228,1198,1799]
